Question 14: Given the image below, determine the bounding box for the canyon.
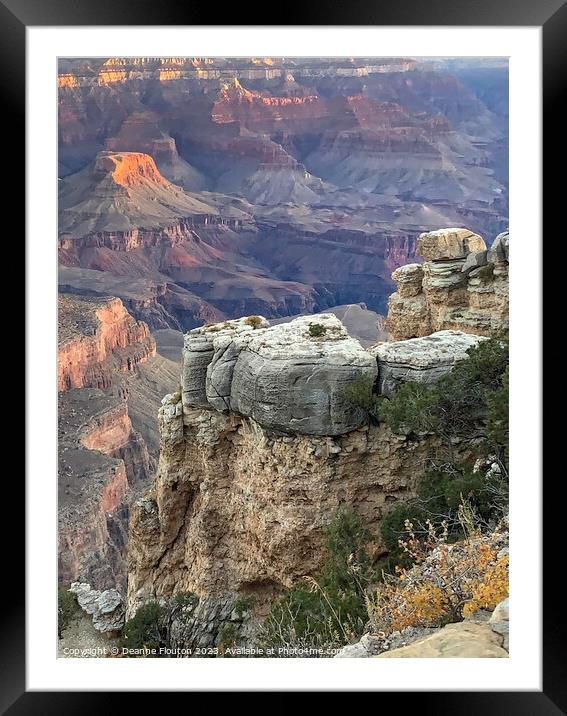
[58,57,508,324]
[57,57,509,655]
[58,295,178,589]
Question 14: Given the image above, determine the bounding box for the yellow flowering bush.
[367,515,508,634]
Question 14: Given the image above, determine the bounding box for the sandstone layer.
[375,621,507,658]
[386,229,509,340]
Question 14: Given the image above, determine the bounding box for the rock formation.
[372,330,486,397]
[386,229,509,340]
[70,582,126,633]
[58,294,178,591]
[58,389,150,591]
[123,223,509,652]
[58,294,156,390]
[126,317,496,643]
[374,619,508,658]
[181,313,377,435]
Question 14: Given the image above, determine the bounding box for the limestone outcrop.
[70,582,125,633]
[387,229,509,340]
[372,330,486,397]
[182,313,377,436]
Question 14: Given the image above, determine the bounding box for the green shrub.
[308,323,327,337]
[245,315,263,329]
[218,623,238,655]
[58,589,79,637]
[486,366,509,468]
[233,594,256,617]
[340,373,381,422]
[121,601,166,651]
[378,338,508,450]
[172,591,199,610]
[477,264,495,282]
[260,507,374,654]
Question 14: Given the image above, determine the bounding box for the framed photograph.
[9,0,557,706]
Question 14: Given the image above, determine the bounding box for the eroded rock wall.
[59,391,151,591]
[127,399,444,616]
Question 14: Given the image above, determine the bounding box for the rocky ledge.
[372,330,486,397]
[387,228,509,340]
[182,313,377,436]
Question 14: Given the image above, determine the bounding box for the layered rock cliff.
[58,295,174,590]
[386,228,509,340]
[58,294,156,390]
[59,389,150,591]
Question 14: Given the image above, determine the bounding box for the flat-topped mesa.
[93,151,169,188]
[181,313,377,436]
[58,151,222,240]
[386,228,509,340]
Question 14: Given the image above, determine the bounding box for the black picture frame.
[8,0,557,709]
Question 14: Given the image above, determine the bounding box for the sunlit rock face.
[58,294,156,391]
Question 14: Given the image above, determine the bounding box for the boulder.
[462,250,488,273]
[334,634,383,658]
[489,598,509,651]
[70,582,125,633]
[487,231,509,264]
[417,228,486,261]
[391,263,424,298]
[181,313,376,436]
[375,621,508,658]
[372,330,486,397]
[230,314,377,435]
